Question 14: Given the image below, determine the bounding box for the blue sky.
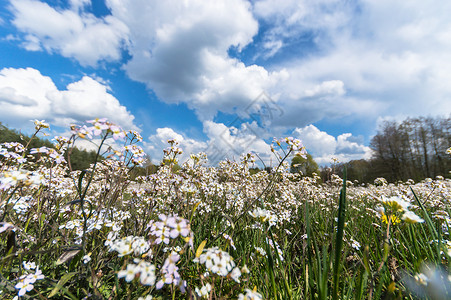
[0,0,450,166]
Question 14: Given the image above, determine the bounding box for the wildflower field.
[1,119,450,300]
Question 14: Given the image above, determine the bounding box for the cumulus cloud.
[105,0,451,129]
[105,0,290,120]
[256,0,451,124]
[145,127,207,164]
[293,125,372,165]
[145,120,274,166]
[202,120,272,163]
[7,0,451,139]
[253,0,352,58]
[69,0,90,11]
[0,67,136,131]
[304,80,345,98]
[9,0,129,66]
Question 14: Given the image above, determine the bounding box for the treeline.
[327,116,450,183]
[0,123,99,171]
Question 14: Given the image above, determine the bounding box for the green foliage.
[0,122,98,171]
[249,167,261,175]
[129,163,159,179]
[66,147,99,171]
[290,153,319,177]
[323,115,451,184]
[369,116,451,182]
[0,123,53,148]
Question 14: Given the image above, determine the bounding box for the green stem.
[76,133,109,255]
[0,186,20,222]
[333,167,347,300]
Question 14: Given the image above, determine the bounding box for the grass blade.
[333,167,347,300]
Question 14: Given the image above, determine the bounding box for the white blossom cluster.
[14,261,45,298]
[108,236,151,257]
[249,207,279,228]
[238,288,263,300]
[118,258,156,286]
[194,247,242,282]
[147,214,191,245]
[0,169,43,190]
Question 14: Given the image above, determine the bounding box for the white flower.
[25,267,45,284]
[15,280,34,297]
[0,222,15,233]
[109,236,134,257]
[118,264,138,282]
[33,119,49,130]
[381,195,411,212]
[254,247,266,257]
[230,267,242,283]
[196,247,240,281]
[249,208,278,227]
[351,239,361,250]
[1,170,28,189]
[238,288,263,300]
[402,210,425,224]
[104,231,118,247]
[135,260,156,286]
[23,261,36,270]
[169,219,190,238]
[82,254,91,264]
[131,237,150,256]
[195,283,212,298]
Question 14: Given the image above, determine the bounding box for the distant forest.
[0,123,98,171]
[326,116,451,183]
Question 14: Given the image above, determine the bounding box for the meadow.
[1,119,450,299]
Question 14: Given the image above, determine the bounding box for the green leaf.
[48,272,77,298]
[333,167,347,300]
[78,170,87,195]
[56,249,80,265]
[196,240,207,258]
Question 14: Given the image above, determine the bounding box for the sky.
[0,0,450,166]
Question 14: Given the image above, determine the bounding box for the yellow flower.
[381,196,410,213]
[381,213,401,225]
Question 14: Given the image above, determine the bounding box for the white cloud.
[252,0,352,58]
[293,125,372,165]
[304,80,345,97]
[109,0,451,129]
[145,127,206,164]
[7,0,451,134]
[0,67,136,131]
[253,0,350,31]
[69,0,90,11]
[105,0,291,120]
[203,120,272,163]
[144,120,275,166]
[10,0,129,66]
[260,0,451,124]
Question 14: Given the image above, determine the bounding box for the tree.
[369,116,451,182]
[290,153,319,177]
[0,122,100,171]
